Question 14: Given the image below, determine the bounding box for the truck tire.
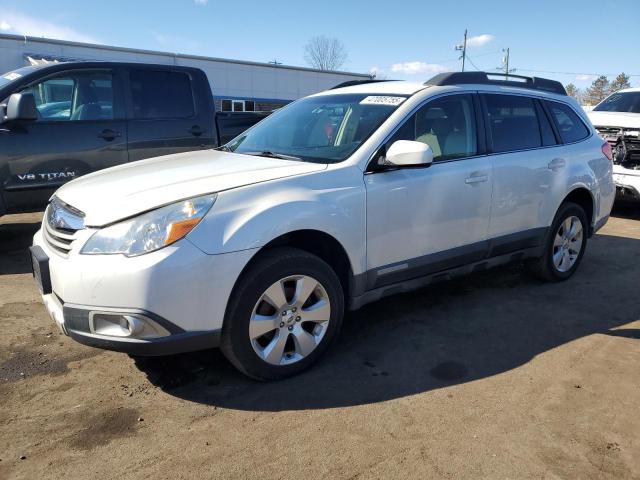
[221,247,344,381]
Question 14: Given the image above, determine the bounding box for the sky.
[0,0,638,89]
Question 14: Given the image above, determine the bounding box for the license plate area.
[29,246,52,295]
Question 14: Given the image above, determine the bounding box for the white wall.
[0,34,368,102]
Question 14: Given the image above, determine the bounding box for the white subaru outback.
[31,72,615,380]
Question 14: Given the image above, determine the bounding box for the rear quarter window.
[546,101,590,143]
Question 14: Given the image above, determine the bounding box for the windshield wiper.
[214,145,232,152]
[243,151,302,161]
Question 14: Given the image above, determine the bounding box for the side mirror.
[386,140,434,167]
[3,93,38,123]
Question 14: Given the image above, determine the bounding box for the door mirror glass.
[4,93,38,123]
[386,140,434,167]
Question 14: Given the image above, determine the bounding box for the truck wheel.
[529,202,588,282]
[221,247,344,381]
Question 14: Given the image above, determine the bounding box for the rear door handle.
[188,125,204,137]
[548,158,566,171]
[465,173,489,185]
[98,129,120,141]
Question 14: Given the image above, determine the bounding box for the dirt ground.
[1,206,639,480]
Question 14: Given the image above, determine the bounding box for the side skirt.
[348,245,543,311]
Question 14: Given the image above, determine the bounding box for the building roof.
[0,32,370,78]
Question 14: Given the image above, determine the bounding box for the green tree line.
[565,73,632,106]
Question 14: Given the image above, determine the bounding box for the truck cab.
[0,62,266,215]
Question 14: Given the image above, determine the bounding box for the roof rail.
[425,72,567,96]
[331,79,395,90]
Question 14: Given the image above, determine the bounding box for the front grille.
[43,218,77,255]
[596,126,623,136]
[42,198,85,256]
[596,127,623,145]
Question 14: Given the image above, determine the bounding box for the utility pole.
[502,48,510,79]
[455,29,468,72]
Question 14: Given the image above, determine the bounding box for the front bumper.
[32,227,258,355]
[613,167,640,201]
[38,292,220,356]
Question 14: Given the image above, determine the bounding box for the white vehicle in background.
[587,87,640,202]
[30,72,614,380]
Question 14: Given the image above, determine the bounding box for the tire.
[529,201,589,282]
[221,247,344,381]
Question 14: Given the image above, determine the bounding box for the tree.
[609,72,631,94]
[565,83,581,103]
[584,75,610,106]
[304,36,347,71]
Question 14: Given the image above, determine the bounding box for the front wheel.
[221,247,344,380]
[529,201,588,282]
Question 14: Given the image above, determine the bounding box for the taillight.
[602,141,613,161]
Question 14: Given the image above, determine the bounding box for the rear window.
[484,94,542,153]
[129,70,195,119]
[546,101,590,143]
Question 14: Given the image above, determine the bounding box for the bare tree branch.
[304,36,347,71]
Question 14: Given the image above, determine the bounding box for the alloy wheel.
[552,215,583,273]
[249,275,331,365]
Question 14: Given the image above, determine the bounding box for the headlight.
[81,194,216,257]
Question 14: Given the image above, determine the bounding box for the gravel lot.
[1,207,639,480]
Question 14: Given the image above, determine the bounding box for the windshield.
[227,93,408,163]
[593,91,640,114]
[0,66,39,89]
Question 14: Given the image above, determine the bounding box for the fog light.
[89,312,170,339]
[91,313,133,337]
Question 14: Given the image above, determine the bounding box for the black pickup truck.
[0,62,269,215]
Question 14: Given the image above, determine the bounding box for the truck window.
[21,72,114,121]
[129,70,195,119]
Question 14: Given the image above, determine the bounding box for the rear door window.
[546,101,590,143]
[129,70,195,119]
[483,94,542,153]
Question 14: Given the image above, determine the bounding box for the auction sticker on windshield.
[3,72,22,81]
[360,96,406,106]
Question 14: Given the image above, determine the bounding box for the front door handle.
[188,125,204,137]
[98,129,120,141]
[465,173,489,185]
[548,158,566,171]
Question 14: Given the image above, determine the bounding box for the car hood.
[55,149,326,226]
[587,111,640,129]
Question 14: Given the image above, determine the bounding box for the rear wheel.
[529,202,588,282]
[221,247,344,380]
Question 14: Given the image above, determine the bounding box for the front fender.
[187,166,367,276]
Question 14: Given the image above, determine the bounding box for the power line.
[516,68,640,77]
[464,53,481,71]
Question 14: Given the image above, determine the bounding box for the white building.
[0,33,370,112]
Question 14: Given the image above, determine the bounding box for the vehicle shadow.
[133,231,640,411]
[611,202,640,220]
[0,216,42,275]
